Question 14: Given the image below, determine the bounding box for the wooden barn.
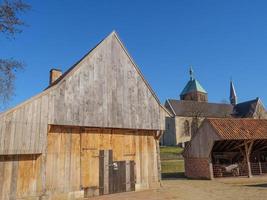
[0,31,169,200]
[183,118,267,179]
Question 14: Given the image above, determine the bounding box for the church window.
[184,120,190,136]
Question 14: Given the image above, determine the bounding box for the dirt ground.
[90,176,267,200]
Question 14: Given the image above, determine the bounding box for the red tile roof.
[207,118,267,140]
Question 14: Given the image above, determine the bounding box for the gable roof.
[180,79,207,96]
[0,30,173,155]
[233,98,260,118]
[207,118,267,140]
[46,31,161,105]
[165,99,233,117]
[1,31,169,117]
[46,37,105,90]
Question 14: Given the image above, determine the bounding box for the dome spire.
[230,79,237,105]
[180,66,208,102]
[189,65,194,80]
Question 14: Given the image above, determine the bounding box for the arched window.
[191,117,199,136]
[184,120,190,136]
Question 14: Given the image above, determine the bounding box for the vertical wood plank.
[99,150,104,196]
[108,150,113,194]
[125,160,131,192]
[103,150,110,195]
[130,160,135,191]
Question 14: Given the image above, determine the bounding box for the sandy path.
[89,177,267,200]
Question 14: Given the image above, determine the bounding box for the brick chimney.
[49,69,62,85]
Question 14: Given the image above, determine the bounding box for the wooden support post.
[244,140,254,178]
[259,161,262,175]
[209,157,214,180]
[155,133,162,185]
[257,150,263,175]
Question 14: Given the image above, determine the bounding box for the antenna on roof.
[189,65,194,80]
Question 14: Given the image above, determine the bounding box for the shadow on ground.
[162,172,186,179]
[246,183,267,188]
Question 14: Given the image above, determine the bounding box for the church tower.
[180,67,208,102]
[230,80,237,105]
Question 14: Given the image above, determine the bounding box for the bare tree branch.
[184,102,206,136]
[0,0,30,106]
[0,58,23,104]
[186,101,206,118]
[0,0,30,36]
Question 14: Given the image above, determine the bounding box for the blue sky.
[1,0,267,110]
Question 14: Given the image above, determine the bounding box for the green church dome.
[180,79,207,95]
[180,66,207,96]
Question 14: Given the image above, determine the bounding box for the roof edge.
[166,99,177,116]
[112,32,162,106]
[0,31,166,117]
[0,31,114,116]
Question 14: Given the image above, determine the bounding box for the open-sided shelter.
[0,31,169,199]
[183,118,267,179]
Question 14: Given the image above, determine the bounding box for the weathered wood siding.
[0,95,49,155]
[184,122,220,158]
[46,125,160,195]
[0,154,42,199]
[46,126,81,193]
[0,32,168,155]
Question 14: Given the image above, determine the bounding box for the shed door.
[81,133,99,197]
[99,150,135,195]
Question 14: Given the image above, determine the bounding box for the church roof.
[165,99,233,118]
[233,98,260,118]
[230,81,237,100]
[165,98,266,119]
[180,79,207,96]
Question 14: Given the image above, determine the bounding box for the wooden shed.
[183,118,267,179]
[0,31,169,200]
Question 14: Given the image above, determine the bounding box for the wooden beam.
[253,140,265,151]
[226,140,238,150]
[253,140,267,152]
[219,141,231,151]
[154,130,163,140]
[228,141,245,152]
[248,141,254,153]
[244,140,254,178]
[254,145,267,152]
[224,140,240,152]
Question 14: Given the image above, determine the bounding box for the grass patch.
[160,146,185,179]
[160,146,184,160]
[160,146,184,154]
[161,160,184,173]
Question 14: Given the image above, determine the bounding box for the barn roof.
[165,100,233,117]
[46,31,161,105]
[0,31,170,155]
[183,118,267,159]
[0,31,170,117]
[208,118,267,140]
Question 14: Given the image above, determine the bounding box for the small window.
[184,120,190,136]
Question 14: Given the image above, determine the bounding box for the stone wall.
[160,117,176,146]
[161,116,206,146]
